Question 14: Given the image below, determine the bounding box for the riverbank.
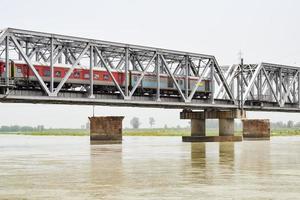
[0,128,299,136]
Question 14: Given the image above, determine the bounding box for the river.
[0,135,299,199]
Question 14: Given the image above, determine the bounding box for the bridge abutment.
[89,116,124,144]
[181,109,244,142]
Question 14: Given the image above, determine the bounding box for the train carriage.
[0,60,211,98]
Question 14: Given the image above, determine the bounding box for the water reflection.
[89,145,123,199]
[219,142,235,167]
[190,142,235,166]
[0,136,299,199]
[238,141,271,176]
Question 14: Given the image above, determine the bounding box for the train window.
[103,74,109,80]
[55,71,61,77]
[84,73,90,79]
[134,76,138,81]
[94,74,99,79]
[73,71,80,78]
[17,67,22,73]
[44,70,50,77]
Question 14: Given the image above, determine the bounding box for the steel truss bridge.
[0,28,299,112]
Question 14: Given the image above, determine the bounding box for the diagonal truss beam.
[129,53,157,97]
[281,71,299,106]
[262,67,280,106]
[0,28,8,44]
[187,60,210,102]
[94,47,125,98]
[160,54,187,102]
[53,43,90,95]
[11,35,52,96]
[213,58,235,103]
[242,63,262,104]
[215,64,237,99]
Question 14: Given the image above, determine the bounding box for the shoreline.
[0,128,299,137]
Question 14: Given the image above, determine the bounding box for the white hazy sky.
[0,0,299,128]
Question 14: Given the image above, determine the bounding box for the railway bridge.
[0,28,299,142]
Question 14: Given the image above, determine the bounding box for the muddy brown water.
[0,135,299,199]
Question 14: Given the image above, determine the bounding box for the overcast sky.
[0,0,299,128]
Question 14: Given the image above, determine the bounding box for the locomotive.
[0,60,211,98]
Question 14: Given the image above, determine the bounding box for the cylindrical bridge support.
[181,109,243,142]
[191,119,206,136]
[219,118,234,136]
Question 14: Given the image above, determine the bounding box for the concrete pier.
[181,109,244,142]
[89,116,124,144]
[219,118,234,136]
[191,119,206,136]
[242,119,270,140]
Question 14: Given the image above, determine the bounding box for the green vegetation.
[0,129,89,136]
[270,128,300,136]
[1,127,299,136]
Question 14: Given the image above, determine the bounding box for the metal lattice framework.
[0,28,299,112]
[217,62,300,111]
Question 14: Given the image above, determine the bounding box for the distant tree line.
[271,120,299,129]
[0,125,44,132]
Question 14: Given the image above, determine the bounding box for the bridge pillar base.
[219,118,234,136]
[191,119,206,136]
[182,136,242,142]
[89,116,124,144]
[242,119,270,140]
[181,109,245,142]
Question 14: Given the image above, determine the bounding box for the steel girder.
[0,28,300,112]
[218,62,300,110]
[0,28,235,105]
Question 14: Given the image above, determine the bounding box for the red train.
[0,60,211,98]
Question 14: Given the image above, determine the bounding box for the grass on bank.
[0,128,300,136]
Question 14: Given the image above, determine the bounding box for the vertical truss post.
[237,67,241,108]
[50,37,54,93]
[240,59,244,109]
[279,68,282,106]
[210,60,215,104]
[18,41,23,60]
[230,75,235,99]
[293,80,296,103]
[185,55,189,98]
[93,49,98,67]
[35,48,39,62]
[298,70,300,108]
[25,41,29,56]
[156,53,161,101]
[258,70,262,100]
[64,49,68,64]
[58,54,62,63]
[90,46,94,98]
[125,47,129,98]
[5,36,9,86]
